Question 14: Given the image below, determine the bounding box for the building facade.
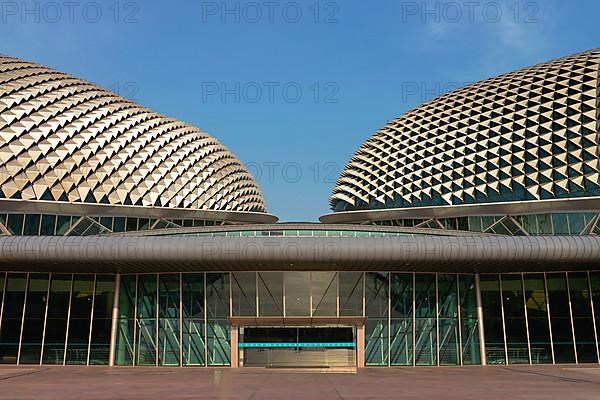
[0,50,599,368]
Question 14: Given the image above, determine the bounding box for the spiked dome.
[330,49,600,213]
[0,55,267,213]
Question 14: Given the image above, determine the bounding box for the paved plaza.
[1,365,600,399]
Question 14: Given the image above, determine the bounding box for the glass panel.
[23,214,41,235]
[206,273,229,319]
[136,319,157,366]
[159,274,180,319]
[159,319,180,366]
[389,273,412,366]
[501,275,528,364]
[159,274,180,366]
[480,274,505,364]
[591,272,600,361]
[6,214,24,235]
[89,275,115,365]
[55,216,72,235]
[182,274,204,319]
[365,318,388,366]
[232,272,256,316]
[258,272,283,317]
[365,273,388,366]
[182,273,205,366]
[136,275,157,366]
[415,274,436,365]
[0,274,27,364]
[567,272,598,363]
[206,273,230,366]
[182,320,205,366]
[546,273,576,363]
[65,275,94,365]
[523,274,552,364]
[19,274,49,364]
[365,272,388,318]
[284,272,310,316]
[42,274,71,364]
[207,320,230,366]
[438,274,459,365]
[458,275,480,364]
[339,272,363,316]
[567,214,585,235]
[311,272,337,316]
[113,217,125,232]
[390,318,412,365]
[115,275,136,366]
[126,217,138,232]
[391,273,412,318]
[551,214,569,235]
[40,214,56,235]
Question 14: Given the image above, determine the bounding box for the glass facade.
[481,272,600,365]
[0,213,219,236]
[1,271,599,367]
[373,212,600,235]
[0,273,114,365]
[366,273,479,366]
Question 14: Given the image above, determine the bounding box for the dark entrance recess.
[239,327,356,368]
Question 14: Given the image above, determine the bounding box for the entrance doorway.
[239,326,356,368]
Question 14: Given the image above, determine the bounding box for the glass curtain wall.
[2,270,598,367]
[366,273,477,366]
[480,272,600,365]
[116,273,231,367]
[0,272,114,365]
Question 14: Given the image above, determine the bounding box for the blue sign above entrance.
[239,342,356,348]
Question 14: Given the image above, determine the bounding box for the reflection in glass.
[19,274,49,364]
[567,272,598,363]
[206,273,229,319]
[66,275,94,365]
[339,272,363,316]
[285,272,310,316]
[390,319,412,365]
[390,274,412,365]
[89,275,115,365]
[311,272,337,316]
[43,274,71,364]
[115,275,136,366]
[365,318,388,366]
[480,274,506,364]
[546,273,575,363]
[206,273,230,366]
[258,272,283,316]
[501,275,529,364]
[523,274,552,364]
[438,274,459,365]
[136,275,157,366]
[365,273,388,366]
[182,274,205,366]
[232,273,256,317]
[207,320,230,366]
[0,273,27,364]
[590,272,600,361]
[458,275,480,365]
[415,274,436,365]
[159,274,180,366]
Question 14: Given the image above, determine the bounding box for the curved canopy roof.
[0,55,267,213]
[330,49,600,213]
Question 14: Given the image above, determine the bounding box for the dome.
[0,55,267,213]
[330,49,600,213]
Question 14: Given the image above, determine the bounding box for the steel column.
[474,273,486,365]
[108,273,121,366]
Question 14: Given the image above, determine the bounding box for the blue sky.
[0,0,597,221]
